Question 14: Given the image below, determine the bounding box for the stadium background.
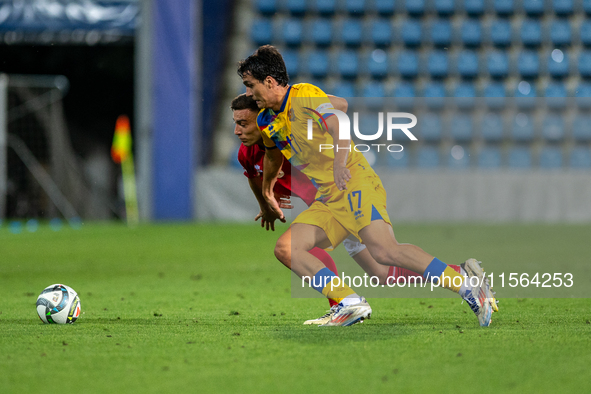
[0,0,590,224]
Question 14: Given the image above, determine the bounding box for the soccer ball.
[36,284,81,324]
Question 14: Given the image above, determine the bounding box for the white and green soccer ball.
[36,284,81,324]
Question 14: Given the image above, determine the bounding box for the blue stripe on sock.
[311,267,337,293]
[423,258,447,280]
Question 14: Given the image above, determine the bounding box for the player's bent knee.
[274,238,291,267]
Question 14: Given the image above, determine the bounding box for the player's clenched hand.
[334,163,351,191]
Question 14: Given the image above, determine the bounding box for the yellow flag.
[111,115,138,225]
[111,115,131,164]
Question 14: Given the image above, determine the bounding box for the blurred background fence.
[0,74,118,221]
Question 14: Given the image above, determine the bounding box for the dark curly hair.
[237,45,289,87]
[230,93,259,112]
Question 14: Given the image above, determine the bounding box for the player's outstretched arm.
[247,177,269,227]
[261,147,287,230]
[326,115,351,190]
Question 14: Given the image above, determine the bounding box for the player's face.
[242,74,272,109]
[233,109,261,147]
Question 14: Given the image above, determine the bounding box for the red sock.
[386,266,395,285]
[395,267,423,283]
[309,247,339,307]
[449,264,461,274]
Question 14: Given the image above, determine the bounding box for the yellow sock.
[438,266,465,293]
[321,277,356,301]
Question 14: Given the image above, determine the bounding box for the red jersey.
[238,143,318,206]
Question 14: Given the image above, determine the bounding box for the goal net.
[0,73,113,221]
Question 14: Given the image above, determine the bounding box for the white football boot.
[303,305,338,325]
[460,258,496,327]
[320,297,372,327]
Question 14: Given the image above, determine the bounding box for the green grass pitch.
[1,222,590,393]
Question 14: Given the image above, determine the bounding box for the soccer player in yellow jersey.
[238,45,497,327]
[231,93,446,324]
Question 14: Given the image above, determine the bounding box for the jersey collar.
[277,85,291,114]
